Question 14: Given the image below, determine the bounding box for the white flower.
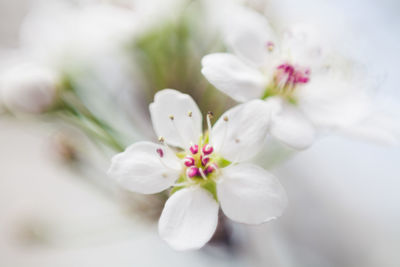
[201,7,393,148]
[108,89,287,250]
[0,62,57,113]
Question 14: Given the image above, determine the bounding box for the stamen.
[217,116,229,152]
[156,148,176,171]
[202,144,214,155]
[204,164,218,175]
[266,41,275,52]
[168,114,188,146]
[187,167,199,178]
[189,144,199,154]
[274,63,310,92]
[156,148,164,158]
[198,168,208,180]
[183,156,195,167]
[210,163,220,175]
[276,72,290,90]
[187,110,197,145]
[207,111,213,143]
[156,137,180,170]
[201,155,210,166]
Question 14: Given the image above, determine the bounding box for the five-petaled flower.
[108,89,287,250]
[202,9,383,149]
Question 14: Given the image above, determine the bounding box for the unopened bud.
[0,63,58,114]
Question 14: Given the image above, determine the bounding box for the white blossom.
[108,89,287,250]
[202,6,399,147]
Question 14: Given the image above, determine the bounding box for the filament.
[198,168,208,180]
[206,111,213,143]
[217,116,229,153]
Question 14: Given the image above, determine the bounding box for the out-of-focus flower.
[11,2,150,141]
[19,0,187,66]
[0,62,58,114]
[108,89,287,250]
[202,6,399,147]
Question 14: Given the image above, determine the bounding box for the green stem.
[59,98,125,152]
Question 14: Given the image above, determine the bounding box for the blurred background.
[0,0,399,266]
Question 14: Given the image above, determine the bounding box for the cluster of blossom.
[0,0,398,251]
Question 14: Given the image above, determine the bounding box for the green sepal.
[201,180,218,202]
[215,156,231,168]
[261,86,276,100]
[170,185,185,195]
[169,175,186,196]
[287,96,297,105]
[175,151,186,159]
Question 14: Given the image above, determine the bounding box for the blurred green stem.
[59,96,124,152]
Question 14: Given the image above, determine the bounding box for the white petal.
[149,89,202,149]
[296,71,372,129]
[218,3,278,66]
[201,53,266,102]
[211,100,271,162]
[158,187,219,251]
[108,141,181,194]
[267,97,316,150]
[280,24,328,69]
[217,163,287,224]
[340,112,400,146]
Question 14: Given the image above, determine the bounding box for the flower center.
[262,62,311,103]
[157,112,231,201]
[183,144,218,179]
[275,63,310,88]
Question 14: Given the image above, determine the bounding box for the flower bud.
[0,63,58,113]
